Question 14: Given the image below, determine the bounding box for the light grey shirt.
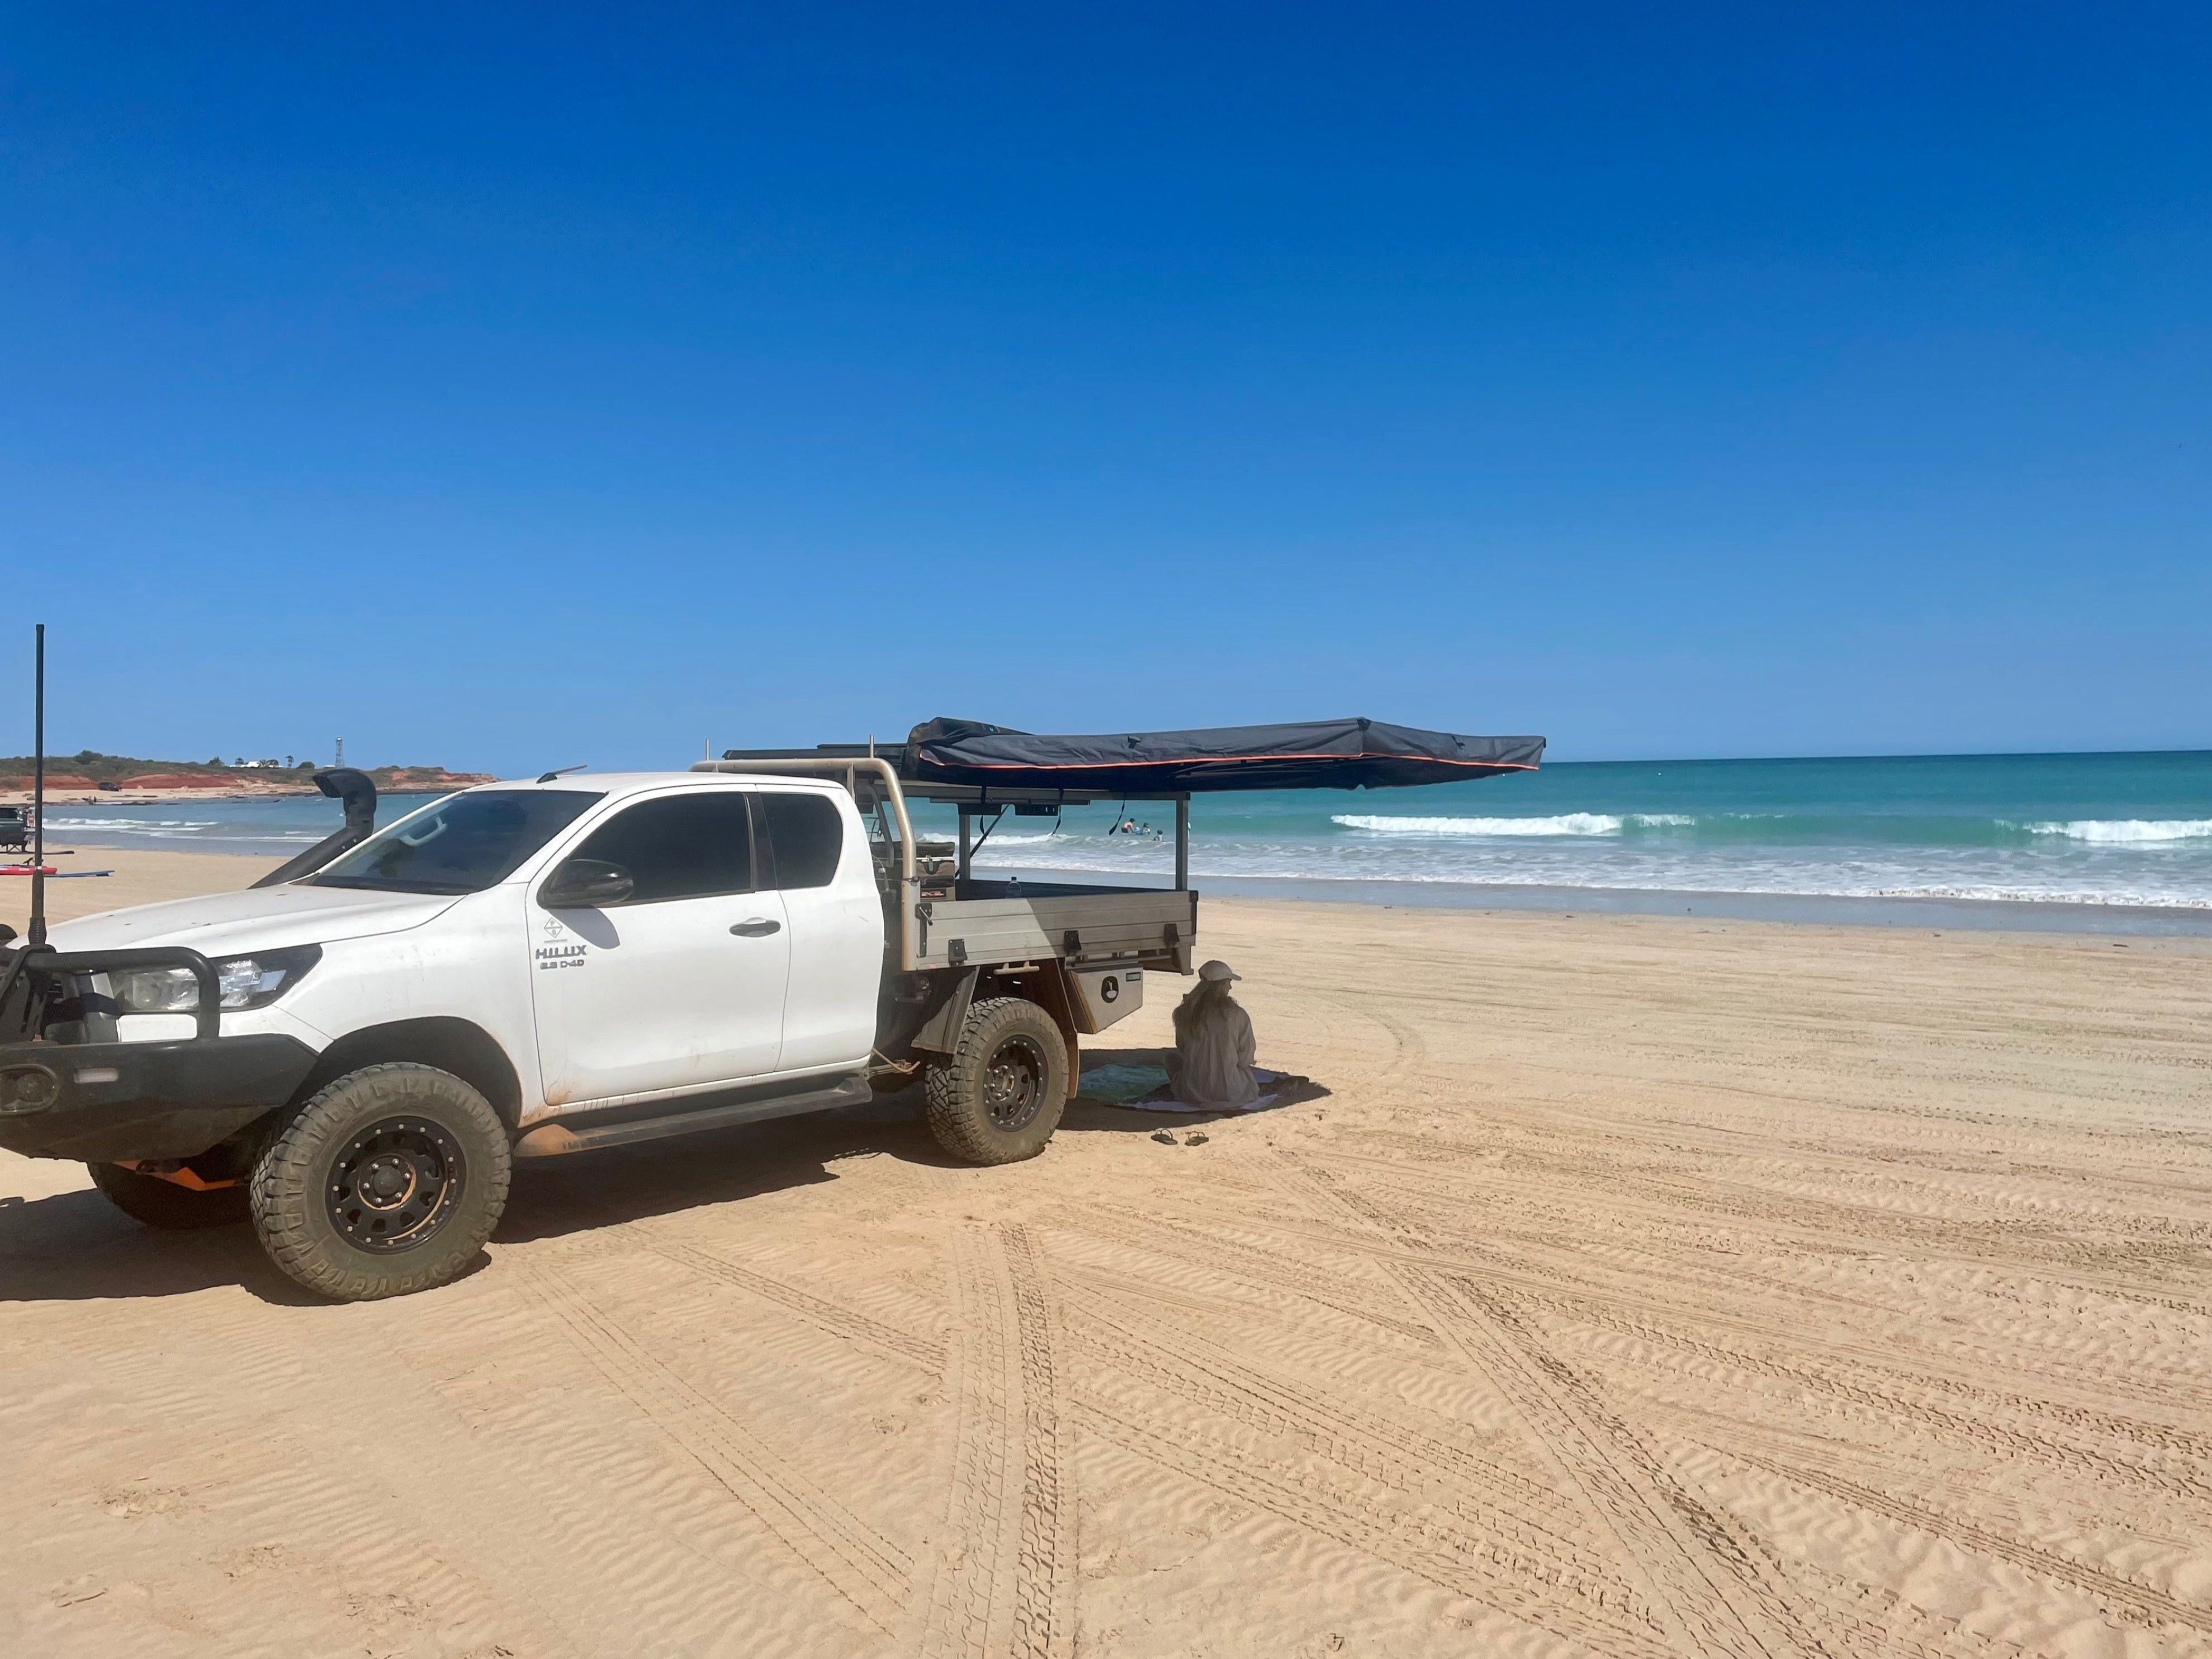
[1178,995,1259,1108]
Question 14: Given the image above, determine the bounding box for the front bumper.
[0,1034,317,1163]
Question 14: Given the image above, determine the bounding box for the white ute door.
[530,789,791,1107]
[753,787,884,1071]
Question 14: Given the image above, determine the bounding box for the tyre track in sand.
[1321,991,1432,1086]
[649,1234,947,1375]
[1284,1149,2212,1488]
[1055,1272,1681,1651]
[514,1258,911,1637]
[1243,1152,2212,1460]
[1055,1263,1583,1536]
[1055,1203,1442,1348]
[1716,1447,2212,1639]
[1075,1393,1681,1659]
[1269,1147,1832,1659]
[911,1222,1077,1659]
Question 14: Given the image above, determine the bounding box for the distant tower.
[334,738,344,767]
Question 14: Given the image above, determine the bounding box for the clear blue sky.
[5,4,2207,774]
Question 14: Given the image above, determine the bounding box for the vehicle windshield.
[312,789,604,894]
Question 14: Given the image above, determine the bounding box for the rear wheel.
[922,998,1070,1165]
[249,1062,511,1301]
[88,1162,250,1230]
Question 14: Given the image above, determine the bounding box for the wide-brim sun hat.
[1199,959,1240,982]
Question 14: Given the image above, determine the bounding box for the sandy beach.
[1,847,268,937]
[3,854,2209,1657]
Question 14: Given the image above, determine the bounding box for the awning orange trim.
[936,754,1539,771]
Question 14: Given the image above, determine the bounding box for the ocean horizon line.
[1538,745,2212,768]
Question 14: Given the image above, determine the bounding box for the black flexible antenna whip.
[28,624,46,946]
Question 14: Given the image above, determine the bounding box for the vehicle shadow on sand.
[0,1188,329,1306]
[0,1054,1331,1304]
[0,1112,936,1305]
[493,1103,946,1244]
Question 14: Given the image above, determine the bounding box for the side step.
[513,1072,873,1159]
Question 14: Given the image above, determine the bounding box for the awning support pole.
[957,808,972,880]
[1174,795,1189,891]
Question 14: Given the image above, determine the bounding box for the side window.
[571,793,754,903]
[756,791,845,890]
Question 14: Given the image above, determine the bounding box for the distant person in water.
[1170,960,1259,1108]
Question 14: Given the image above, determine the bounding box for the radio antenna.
[28,624,46,946]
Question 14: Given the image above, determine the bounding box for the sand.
[1,847,269,936]
[3,858,2210,1657]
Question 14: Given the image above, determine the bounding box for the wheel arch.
[982,965,1080,1068]
[290,1018,526,1130]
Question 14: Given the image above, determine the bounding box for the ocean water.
[34,794,452,858]
[957,750,2212,913]
[33,752,2212,913]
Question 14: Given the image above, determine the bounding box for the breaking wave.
[43,816,217,830]
[1332,812,1696,836]
[1335,812,1623,836]
[2022,819,2212,845]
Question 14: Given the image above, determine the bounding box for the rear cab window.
[754,791,845,890]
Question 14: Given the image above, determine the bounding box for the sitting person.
[1169,960,1260,1108]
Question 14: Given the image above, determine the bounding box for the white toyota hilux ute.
[0,768,1170,1300]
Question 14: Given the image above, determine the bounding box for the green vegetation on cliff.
[0,752,490,788]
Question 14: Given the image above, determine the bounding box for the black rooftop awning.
[898,717,1543,794]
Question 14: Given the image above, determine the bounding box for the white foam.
[1632,813,1696,826]
[44,816,218,831]
[2025,819,2212,845]
[1332,813,1624,837]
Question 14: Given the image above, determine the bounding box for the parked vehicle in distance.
[0,805,26,852]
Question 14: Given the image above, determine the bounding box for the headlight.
[109,945,322,1014]
[106,965,202,1015]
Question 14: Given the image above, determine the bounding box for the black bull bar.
[0,944,314,1163]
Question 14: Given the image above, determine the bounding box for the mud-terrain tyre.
[922,997,1070,1166]
[88,1162,250,1229]
[250,1063,511,1301]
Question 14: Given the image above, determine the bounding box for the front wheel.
[250,1063,512,1301]
[922,998,1070,1166]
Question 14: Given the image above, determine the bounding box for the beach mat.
[1074,1063,1171,1103]
[1075,1064,1302,1114]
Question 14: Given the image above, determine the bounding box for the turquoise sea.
[35,751,2212,920]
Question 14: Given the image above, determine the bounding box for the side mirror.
[541,857,635,909]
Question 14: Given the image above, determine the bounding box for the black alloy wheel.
[922,996,1070,1166]
[982,1034,1048,1132]
[251,1062,512,1301]
[325,1116,466,1253]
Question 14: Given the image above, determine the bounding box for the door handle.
[730,919,782,937]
